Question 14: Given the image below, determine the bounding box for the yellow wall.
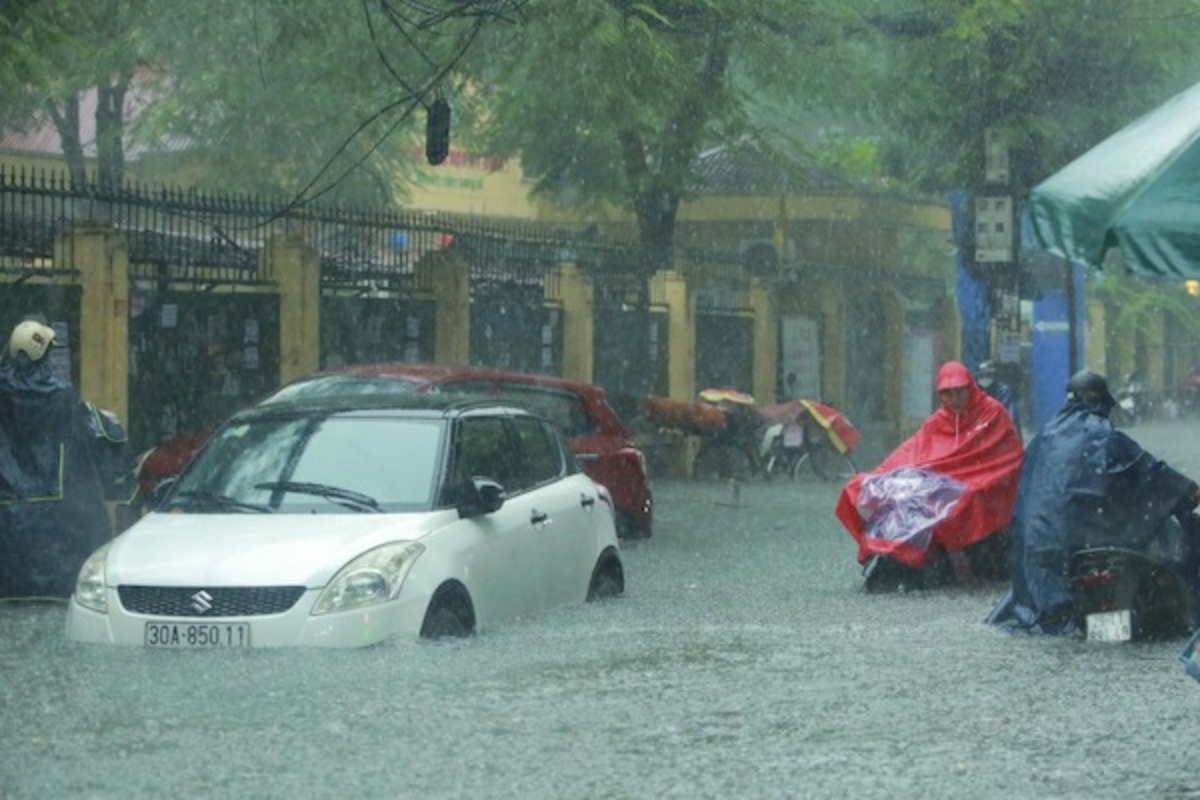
[403,148,539,218]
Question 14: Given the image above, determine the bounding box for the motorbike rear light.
[1074,570,1119,588]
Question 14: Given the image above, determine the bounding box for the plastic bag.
[855,467,966,554]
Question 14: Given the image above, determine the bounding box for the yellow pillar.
[262,232,320,385]
[879,287,906,452]
[549,263,593,383]
[71,222,129,424]
[1146,309,1166,394]
[1085,297,1107,375]
[417,251,470,366]
[653,269,694,401]
[746,277,776,403]
[1106,299,1135,381]
[932,294,960,363]
[817,283,847,408]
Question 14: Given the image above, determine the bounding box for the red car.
[138,363,653,539]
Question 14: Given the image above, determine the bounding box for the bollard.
[715,477,745,508]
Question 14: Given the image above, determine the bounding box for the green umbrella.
[1030,81,1200,278]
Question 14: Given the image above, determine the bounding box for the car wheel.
[616,511,651,540]
[586,551,624,601]
[419,583,476,640]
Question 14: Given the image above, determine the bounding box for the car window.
[453,416,515,489]
[171,414,443,512]
[510,416,563,489]
[443,381,594,437]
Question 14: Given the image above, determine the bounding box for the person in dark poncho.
[0,319,135,599]
[987,370,1200,635]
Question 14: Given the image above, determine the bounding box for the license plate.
[144,621,251,648]
[1086,609,1132,642]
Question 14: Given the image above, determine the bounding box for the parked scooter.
[1180,368,1200,417]
[1114,372,1154,426]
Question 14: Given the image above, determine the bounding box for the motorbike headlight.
[74,543,111,613]
[311,541,425,616]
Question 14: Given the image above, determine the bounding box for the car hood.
[104,511,455,588]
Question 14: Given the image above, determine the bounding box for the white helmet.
[8,320,56,362]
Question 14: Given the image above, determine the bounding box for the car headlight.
[311,541,425,616]
[74,543,111,613]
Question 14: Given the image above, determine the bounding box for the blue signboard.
[1029,261,1087,429]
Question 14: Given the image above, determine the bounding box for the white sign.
[779,316,821,399]
[975,196,1013,263]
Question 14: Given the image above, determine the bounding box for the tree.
[862,0,1200,199]
[0,0,153,186]
[464,0,861,274]
[0,0,523,201]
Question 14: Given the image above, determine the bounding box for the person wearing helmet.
[0,316,135,599]
[987,370,1200,634]
[836,360,1024,591]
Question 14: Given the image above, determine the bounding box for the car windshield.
[167,412,444,514]
[262,375,424,405]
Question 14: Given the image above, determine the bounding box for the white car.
[66,395,624,648]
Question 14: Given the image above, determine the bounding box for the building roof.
[688,138,853,195]
[0,71,162,160]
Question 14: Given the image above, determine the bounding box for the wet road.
[4,420,1200,799]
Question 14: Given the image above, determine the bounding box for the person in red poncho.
[835,360,1024,591]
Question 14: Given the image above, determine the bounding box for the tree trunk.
[634,188,680,275]
[96,73,130,188]
[46,96,86,187]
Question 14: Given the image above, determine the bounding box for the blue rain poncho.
[987,397,1198,634]
[0,357,134,598]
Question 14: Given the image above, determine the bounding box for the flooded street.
[4,420,1200,799]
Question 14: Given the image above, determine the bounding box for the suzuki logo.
[190,590,214,614]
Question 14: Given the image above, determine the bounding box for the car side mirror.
[457,477,506,518]
[152,477,179,507]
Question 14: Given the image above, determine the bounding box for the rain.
[6,1,1200,797]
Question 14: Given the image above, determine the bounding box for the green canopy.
[1030,81,1200,278]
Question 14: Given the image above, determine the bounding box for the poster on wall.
[779,316,821,400]
[48,320,71,383]
[903,331,935,421]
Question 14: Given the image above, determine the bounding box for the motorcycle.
[1068,548,1193,642]
[758,401,858,482]
[1114,374,1154,426]
[862,530,1009,593]
[854,467,1010,593]
[1180,369,1200,418]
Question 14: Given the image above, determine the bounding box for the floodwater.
[4,420,1200,799]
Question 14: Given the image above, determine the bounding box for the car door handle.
[580,494,595,509]
[531,509,549,525]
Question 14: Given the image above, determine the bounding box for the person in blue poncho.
[976,360,1021,440]
[987,370,1200,634]
[0,318,135,599]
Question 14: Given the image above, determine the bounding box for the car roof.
[318,362,609,400]
[242,391,536,420]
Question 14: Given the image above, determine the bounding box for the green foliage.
[1091,271,1200,339]
[0,0,515,203]
[465,0,862,265]
[865,0,1200,195]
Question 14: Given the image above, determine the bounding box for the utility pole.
[974,129,1023,377]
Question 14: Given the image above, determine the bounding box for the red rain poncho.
[835,361,1024,569]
